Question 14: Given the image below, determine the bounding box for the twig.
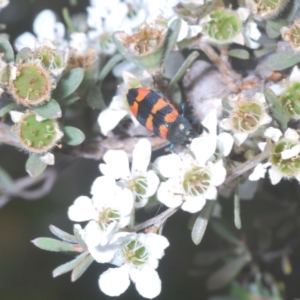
[132,207,179,231]
[224,151,269,185]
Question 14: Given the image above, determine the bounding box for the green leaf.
[71,254,94,282]
[86,85,106,110]
[210,219,242,246]
[209,297,242,300]
[52,252,89,278]
[0,102,19,117]
[25,154,47,178]
[60,94,80,107]
[266,19,289,39]
[234,192,241,229]
[161,18,181,63]
[0,166,14,192]
[73,225,86,248]
[53,68,84,100]
[62,126,85,146]
[32,237,77,252]
[98,53,123,82]
[168,51,199,89]
[49,225,77,243]
[264,88,288,131]
[191,200,214,245]
[33,99,62,119]
[254,44,277,58]
[266,53,300,71]
[0,39,14,62]
[194,250,230,267]
[207,253,251,290]
[16,47,31,63]
[228,49,250,60]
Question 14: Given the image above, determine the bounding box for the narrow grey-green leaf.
[32,237,76,252]
[98,53,123,82]
[16,47,31,63]
[209,297,243,300]
[52,252,89,278]
[53,68,84,100]
[191,200,214,245]
[0,166,14,191]
[222,97,233,112]
[33,99,62,119]
[0,39,14,62]
[234,192,241,229]
[194,250,230,267]
[168,51,199,89]
[71,254,94,282]
[0,102,19,117]
[49,225,77,243]
[62,126,85,146]
[161,18,181,63]
[60,95,80,107]
[264,88,288,131]
[210,219,241,246]
[228,49,250,60]
[25,154,47,178]
[73,225,86,248]
[86,85,106,110]
[266,53,300,71]
[207,253,251,290]
[266,20,289,39]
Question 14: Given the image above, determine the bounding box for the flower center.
[270,139,300,177]
[280,82,300,118]
[122,240,148,266]
[98,207,120,231]
[183,166,211,196]
[129,175,148,196]
[230,101,263,133]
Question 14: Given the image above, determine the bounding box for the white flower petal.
[284,128,299,141]
[157,180,183,208]
[100,150,131,180]
[281,144,300,160]
[9,111,24,123]
[201,110,218,136]
[131,139,151,175]
[219,118,232,130]
[268,167,283,185]
[133,267,161,299]
[99,265,130,297]
[264,127,282,142]
[217,132,234,157]
[113,187,134,216]
[40,153,54,165]
[154,153,183,178]
[289,66,300,83]
[204,186,218,200]
[33,10,56,41]
[209,160,226,186]
[236,7,250,21]
[144,234,169,259]
[182,196,206,213]
[91,176,116,198]
[232,32,245,45]
[68,196,97,221]
[233,132,248,146]
[14,32,37,49]
[258,142,267,152]
[190,136,217,165]
[260,113,272,126]
[143,170,160,198]
[97,108,128,136]
[249,163,267,181]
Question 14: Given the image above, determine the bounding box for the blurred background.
[1,1,300,299]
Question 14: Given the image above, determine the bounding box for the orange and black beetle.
[126,87,203,149]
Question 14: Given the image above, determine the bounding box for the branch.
[132,207,179,231]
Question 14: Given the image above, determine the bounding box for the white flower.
[169,17,202,42]
[0,0,9,10]
[68,175,134,261]
[99,232,169,299]
[97,71,148,136]
[155,113,227,213]
[100,139,159,208]
[15,9,65,49]
[249,127,300,185]
[220,93,272,146]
